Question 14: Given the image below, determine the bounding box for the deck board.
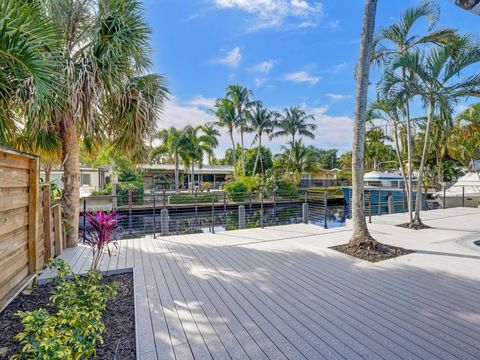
[37,208,480,360]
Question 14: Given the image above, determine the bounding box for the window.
[82,173,91,186]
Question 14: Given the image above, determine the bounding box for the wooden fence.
[0,147,64,311]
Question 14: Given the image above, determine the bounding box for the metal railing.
[80,190,345,240]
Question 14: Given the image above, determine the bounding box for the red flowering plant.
[82,211,125,271]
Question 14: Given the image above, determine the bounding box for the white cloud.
[330,62,347,74]
[214,47,242,68]
[326,93,352,101]
[250,60,274,73]
[283,71,320,85]
[213,0,325,31]
[187,95,217,108]
[254,77,268,86]
[160,96,216,130]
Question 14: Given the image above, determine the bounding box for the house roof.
[142,164,235,175]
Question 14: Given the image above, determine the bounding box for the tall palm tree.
[383,38,480,227]
[180,125,210,193]
[226,85,258,176]
[245,104,275,176]
[203,123,220,165]
[213,98,237,171]
[35,0,168,246]
[349,0,378,247]
[271,106,316,147]
[372,0,455,223]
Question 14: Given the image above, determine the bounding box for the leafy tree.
[364,128,397,170]
[242,147,273,176]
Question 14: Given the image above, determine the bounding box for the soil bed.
[396,222,432,230]
[330,242,413,262]
[0,273,135,360]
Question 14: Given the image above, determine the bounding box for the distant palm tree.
[180,126,210,193]
[163,127,186,191]
[213,98,237,171]
[245,104,275,175]
[226,85,259,176]
[203,123,220,165]
[349,0,378,248]
[276,140,318,184]
[271,106,316,147]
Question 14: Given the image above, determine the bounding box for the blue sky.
[143,0,480,155]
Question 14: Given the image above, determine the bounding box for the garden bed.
[0,273,135,360]
[330,242,413,262]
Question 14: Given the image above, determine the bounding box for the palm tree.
[364,128,395,171]
[203,123,220,165]
[384,38,480,227]
[348,0,378,247]
[180,126,210,193]
[372,0,455,223]
[276,140,318,184]
[271,106,316,147]
[213,98,237,171]
[226,85,258,176]
[245,104,275,176]
[449,104,480,176]
[163,127,186,191]
[32,0,169,246]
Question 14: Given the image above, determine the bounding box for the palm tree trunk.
[191,161,195,194]
[402,69,414,223]
[348,0,378,247]
[43,163,52,184]
[229,129,236,173]
[174,152,179,192]
[59,119,80,247]
[240,126,245,176]
[392,118,410,205]
[413,100,434,225]
[253,134,261,176]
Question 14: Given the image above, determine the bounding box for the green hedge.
[275,179,298,199]
[224,181,248,202]
[168,193,218,204]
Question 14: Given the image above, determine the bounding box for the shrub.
[224,180,248,202]
[276,179,298,199]
[236,176,260,192]
[117,181,144,205]
[12,259,116,359]
[168,193,218,204]
[91,183,112,196]
[83,211,124,270]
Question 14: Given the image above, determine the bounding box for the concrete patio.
[39,207,480,360]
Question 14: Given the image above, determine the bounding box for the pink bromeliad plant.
[83,211,124,271]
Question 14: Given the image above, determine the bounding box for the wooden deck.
[39,208,480,360]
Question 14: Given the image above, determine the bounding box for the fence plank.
[42,185,52,263]
[53,204,63,256]
[28,158,40,272]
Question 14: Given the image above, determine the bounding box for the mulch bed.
[396,222,432,230]
[330,242,413,263]
[0,273,135,360]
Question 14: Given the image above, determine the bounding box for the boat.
[434,172,480,208]
[343,171,419,215]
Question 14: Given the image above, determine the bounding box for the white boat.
[435,172,480,208]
